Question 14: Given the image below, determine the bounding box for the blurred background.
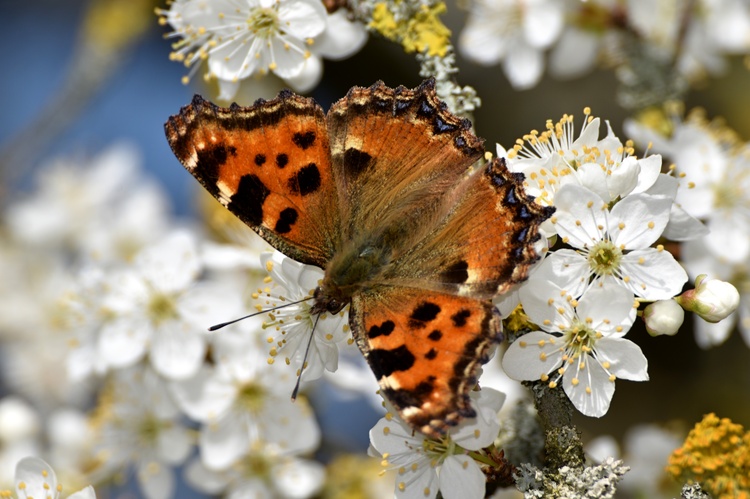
[1,0,750,498]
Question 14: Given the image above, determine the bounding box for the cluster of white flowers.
[626,109,749,348]
[497,111,704,417]
[158,0,368,99]
[458,0,750,90]
[0,144,374,499]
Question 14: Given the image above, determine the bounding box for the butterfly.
[165,79,553,437]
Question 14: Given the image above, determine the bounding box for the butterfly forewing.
[351,288,501,438]
[326,80,485,243]
[165,93,340,268]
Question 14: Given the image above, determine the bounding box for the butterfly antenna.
[291,312,321,401]
[208,296,314,331]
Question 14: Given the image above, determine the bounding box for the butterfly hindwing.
[389,157,554,298]
[165,93,340,268]
[351,288,501,437]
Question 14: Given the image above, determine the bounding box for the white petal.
[200,241,264,271]
[217,78,241,102]
[15,457,57,498]
[523,0,564,48]
[268,37,308,79]
[502,331,564,381]
[439,455,485,499]
[208,38,263,82]
[662,204,709,241]
[705,214,750,264]
[98,317,148,369]
[548,27,599,79]
[278,0,327,39]
[632,155,663,194]
[459,17,507,65]
[150,320,206,380]
[595,337,649,381]
[552,184,608,248]
[272,458,326,499]
[157,425,193,465]
[283,54,323,93]
[620,249,688,300]
[137,460,174,499]
[562,356,614,417]
[576,286,635,336]
[313,11,368,59]
[694,312,736,349]
[607,156,641,200]
[503,38,545,89]
[260,399,321,454]
[184,457,228,494]
[169,366,236,422]
[67,485,97,499]
[199,412,249,470]
[137,230,200,293]
[395,463,439,499]
[518,276,575,331]
[609,193,672,249]
[577,162,610,201]
[451,389,505,450]
[369,417,426,467]
[531,249,590,299]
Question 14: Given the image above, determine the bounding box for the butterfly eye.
[325,299,345,314]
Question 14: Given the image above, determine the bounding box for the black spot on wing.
[194,145,236,196]
[274,207,298,234]
[441,260,469,285]
[288,163,321,195]
[368,320,395,339]
[292,131,316,150]
[409,302,441,329]
[425,348,438,360]
[254,154,266,166]
[428,330,442,341]
[276,153,289,168]
[381,376,435,410]
[343,148,373,177]
[451,309,471,328]
[368,345,415,379]
[228,174,270,226]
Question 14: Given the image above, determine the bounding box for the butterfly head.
[311,285,348,315]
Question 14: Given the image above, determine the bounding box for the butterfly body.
[165,79,553,436]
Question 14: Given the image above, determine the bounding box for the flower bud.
[676,275,740,323]
[643,299,684,336]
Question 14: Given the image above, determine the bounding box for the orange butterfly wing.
[165,93,340,268]
[351,288,500,437]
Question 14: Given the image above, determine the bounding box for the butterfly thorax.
[311,234,395,315]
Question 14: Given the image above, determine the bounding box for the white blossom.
[368,388,505,499]
[12,457,95,499]
[170,328,321,472]
[541,183,687,301]
[161,0,366,98]
[459,0,564,89]
[92,367,192,499]
[504,284,647,417]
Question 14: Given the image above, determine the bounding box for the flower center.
[138,414,168,446]
[147,292,178,324]
[563,320,600,358]
[712,179,741,211]
[248,7,280,38]
[237,382,267,413]
[587,239,622,277]
[241,454,273,479]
